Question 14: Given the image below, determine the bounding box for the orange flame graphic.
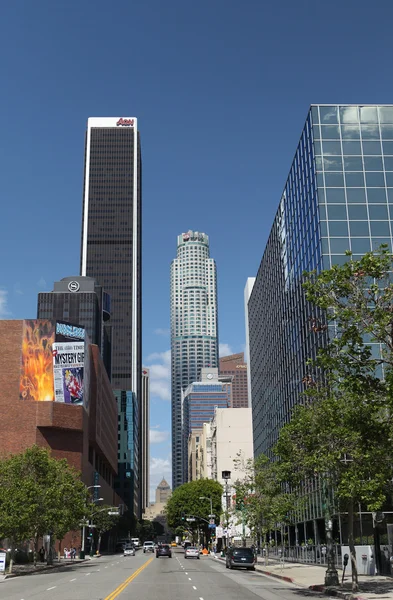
[20,320,55,402]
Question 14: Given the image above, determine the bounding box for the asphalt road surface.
[1,549,328,600]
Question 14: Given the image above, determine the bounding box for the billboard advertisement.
[20,320,88,408]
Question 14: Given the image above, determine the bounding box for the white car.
[185,546,200,559]
[124,544,135,557]
[143,541,155,553]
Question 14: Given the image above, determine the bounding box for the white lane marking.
[188,577,192,580]
[97,569,100,571]
[47,586,56,591]
[105,566,108,568]
[85,573,91,576]
[70,578,77,581]
[200,598,204,600]
[185,572,188,575]
[193,586,197,590]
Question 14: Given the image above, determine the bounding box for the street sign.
[209,518,215,525]
[208,514,216,518]
[108,511,119,516]
[0,552,6,573]
[208,524,216,529]
[186,518,196,522]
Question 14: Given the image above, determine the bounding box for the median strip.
[104,557,154,600]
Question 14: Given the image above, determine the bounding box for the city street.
[1,549,328,600]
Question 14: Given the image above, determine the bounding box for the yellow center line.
[104,556,154,600]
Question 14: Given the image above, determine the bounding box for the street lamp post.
[222,471,231,551]
[80,486,101,560]
[89,497,104,557]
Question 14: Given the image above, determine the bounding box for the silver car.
[185,546,200,559]
[124,544,135,557]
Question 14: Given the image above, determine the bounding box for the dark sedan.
[156,544,172,558]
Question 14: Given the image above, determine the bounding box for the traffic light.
[181,511,185,521]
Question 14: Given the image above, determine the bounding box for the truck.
[175,536,181,545]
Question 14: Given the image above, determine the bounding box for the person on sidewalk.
[39,547,45,562]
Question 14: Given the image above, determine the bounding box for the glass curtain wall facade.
[249,104,393,525]
[115,390,139,517]
[170,231,219,488]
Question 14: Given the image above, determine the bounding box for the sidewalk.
[0,556,91,580]
[212,554,393,600]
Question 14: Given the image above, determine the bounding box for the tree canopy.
[165,479,223,536]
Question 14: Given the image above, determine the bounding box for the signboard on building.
[0,551,6,573]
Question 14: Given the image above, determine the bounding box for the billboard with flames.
[20,320,87,407]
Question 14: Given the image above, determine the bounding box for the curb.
[2,559,88,579]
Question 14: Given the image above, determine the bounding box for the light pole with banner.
[222,470,231,550]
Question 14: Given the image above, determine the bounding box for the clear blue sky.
[1,0,393,499]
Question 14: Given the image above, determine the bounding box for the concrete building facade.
[219,353,249,408]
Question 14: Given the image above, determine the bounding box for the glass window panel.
[341,125,360,140]
[363,156,383,171]
[325,172,344,186]
[362,141,382,155]
[319,205,326,219]
[346,188,366,203]
[315,157,323,171]
[348,205,368,219]
[351,238,371,254]
[317,188,326,203]
[329,221,349,236]
[321,238,329,253]
[366,188,387,203]
[379,107,393,123]
[314,140,322,155]
[326,188,345,203]
[340,106,359,123]
[319,106,339,123]
[349,221,370,236]
[330,238,350,254]
[317,173,324,187]
[383,141,393,155]
[385,172,393,186]
[361,124,380,139]
[360,106,378,123]
[313,125,321,140]
[387,189,393,203]
[368,205,388,220]
[321,125,340,139]
[327,204,347,219]
[323,157,343,171]
[332,255,351,266]
[365,172,385,187]
[311,106,319,124]
[372,238,392,251]
[343,141,362,155]
[345,172,365,187]
[320,221,328,236]
[370,221,390,236]
[344,156,363,171]
[383,156,393,170]
[322,141,342,155]
[380,125,393,140]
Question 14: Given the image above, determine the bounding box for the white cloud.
[219,343,233,357]
[145,350,171,401]
[150,429,170,444]
[154,328,170,336]
[0,290,11,319]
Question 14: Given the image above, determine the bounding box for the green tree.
[233,454,296,554]
[274,246,393,592]
[88,505,120,554]
[165,479,223,543]
[0,446,88,571]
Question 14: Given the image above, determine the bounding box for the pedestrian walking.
[39,546,45,562]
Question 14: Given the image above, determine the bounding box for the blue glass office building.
[249,105,393,527]
[114,390,139,516]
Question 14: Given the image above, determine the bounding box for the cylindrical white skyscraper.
[170,230,219,488]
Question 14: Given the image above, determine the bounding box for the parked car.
[184,546,200,559]
[143,541,155,553]
[156,544,172,558]
[124,544,135,557]
[226,547,256,570]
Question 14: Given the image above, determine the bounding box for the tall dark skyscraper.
[80,117,142,516]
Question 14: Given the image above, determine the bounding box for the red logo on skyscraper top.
[117,118,134,127]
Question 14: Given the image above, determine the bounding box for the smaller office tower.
[115,390,139,517]
[219,353,249,408]
[37,276,111,378]
[155,478,172,504]
[182,368,230,481]
[170,230,219,488]
[141,368,150,511]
